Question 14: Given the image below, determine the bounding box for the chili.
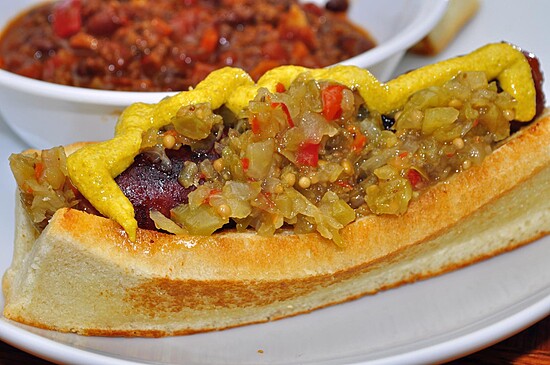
[0,0,375,92]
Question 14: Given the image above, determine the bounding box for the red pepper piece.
[407,169,423,190]
[271,102,294,127]
[205,188,222,205]
[241,157,250,171]
[275,82,286,93]
[296,141,320,167]
[335,180,354,189]
[351,132,367,152]
[250,116,261,134]
[321,85,345,121]
[34,162,44,181]
[52,0,82,38]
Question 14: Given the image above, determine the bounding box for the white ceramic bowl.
[0,0,447,149]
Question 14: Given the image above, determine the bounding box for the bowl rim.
[0,0,447,106]
[339,0,448,66]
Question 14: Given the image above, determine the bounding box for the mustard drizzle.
[66,43,537,241]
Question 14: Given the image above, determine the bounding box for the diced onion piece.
[422,107,459,135]
[319,191,355,227]
[41,147,68,190]
[245,139,275,179]
[366,177,412,215]
[171,204,228,236]
[150,210,187,235]
[222,181,260,218]
[187,185,213,208]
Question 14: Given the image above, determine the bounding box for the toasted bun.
[3,111,550,337]
[410,0,480,55]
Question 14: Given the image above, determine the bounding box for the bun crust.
[410,0,480,55]
[3,112,550,337]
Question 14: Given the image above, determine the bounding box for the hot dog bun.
[410,0,480,55]
[3,110,549,337]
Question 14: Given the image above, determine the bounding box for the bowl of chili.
[0,0,446,149]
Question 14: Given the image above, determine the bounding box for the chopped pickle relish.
[128,70,514,244]
[10,71,518,244]
[140,72,515,244]
[11,43,539,243]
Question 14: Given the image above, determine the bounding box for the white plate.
[1,0,550,363]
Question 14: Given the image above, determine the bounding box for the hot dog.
[3,43,549,337]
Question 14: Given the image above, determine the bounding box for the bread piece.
[410,0,480,55]
[3,111,550,337]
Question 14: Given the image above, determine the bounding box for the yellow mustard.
[66,43,537,241]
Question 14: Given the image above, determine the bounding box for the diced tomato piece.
[262,42,288,60]
[407,169,423,190]
[151,17,173,37]
[200,27,219,53]
[271,102,294,127]
[291,41,310,60]
[52,0,82,38]
[322,85,345,121]
[249,59,282,81]
[296,141,320,167]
